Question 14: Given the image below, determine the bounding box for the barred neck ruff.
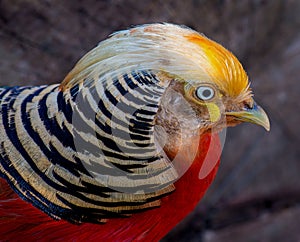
[0,70,181,223]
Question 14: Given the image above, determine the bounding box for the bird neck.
[99,132,221,241]
[159,133,220,239]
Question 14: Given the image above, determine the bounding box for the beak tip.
[264,122,270,132]
[259,106,270,132]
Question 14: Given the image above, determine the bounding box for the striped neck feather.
[0,71,180,223]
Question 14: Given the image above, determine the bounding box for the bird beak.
[226,101,270,131]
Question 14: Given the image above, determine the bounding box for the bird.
[0,23,269,241]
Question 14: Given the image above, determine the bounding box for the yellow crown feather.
[60,23,250,101]
[186,33,250,98]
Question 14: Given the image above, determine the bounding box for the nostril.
[243,99,254,110]
[243,102,251,110]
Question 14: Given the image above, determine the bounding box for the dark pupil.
[202,89,211,98]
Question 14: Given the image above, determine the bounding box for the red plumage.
[0,133,220,241]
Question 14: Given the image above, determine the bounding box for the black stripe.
[129,125,153,136]
[70,83,80,101]
[134,108,157,116]
[146,103,159,108]
[112,76,128,96]
[97,98,112,119]
[129,133,151,141]
[95,132,122,153]
[110,162,147,173]
[57,91,73,124]
[130,118,153,131]
[104,88,118,106]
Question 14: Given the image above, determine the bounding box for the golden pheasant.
[0,23,269,241]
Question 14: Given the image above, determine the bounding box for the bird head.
[154,29,270,139]
[184,32,269,131]
[60,23,270,180]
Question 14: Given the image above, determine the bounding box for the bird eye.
[195,86,215,101]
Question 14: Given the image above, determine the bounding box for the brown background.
[0,1,299,241]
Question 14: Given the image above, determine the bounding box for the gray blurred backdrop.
[0,1,299,241]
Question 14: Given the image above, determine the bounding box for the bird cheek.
[205,103,221,123]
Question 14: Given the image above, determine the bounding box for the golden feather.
[60,23,250,101]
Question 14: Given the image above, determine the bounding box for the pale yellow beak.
[226,102,270,131]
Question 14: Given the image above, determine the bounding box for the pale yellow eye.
[195,86,215,101]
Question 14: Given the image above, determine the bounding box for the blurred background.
[0,0,299,241]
